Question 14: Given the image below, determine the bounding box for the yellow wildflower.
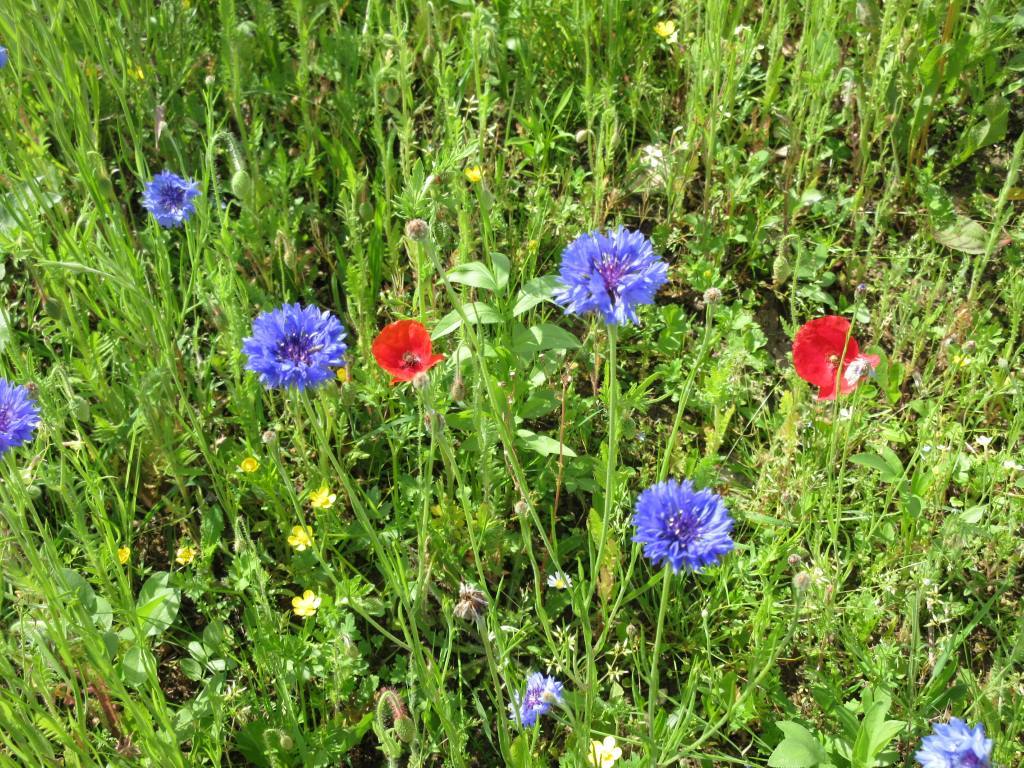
[654,20,678,42]
[175,545,196,566]
[292,589,321,618]
[309,484,337,510]
[239,456,260,473]
[336,367,349,383]
[117,547,131,565]
[288,525,313,552]
[588,736,623,768]
[464,166,483,183]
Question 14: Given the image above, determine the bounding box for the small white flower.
[975,435,993,448]
[547,572,573,590]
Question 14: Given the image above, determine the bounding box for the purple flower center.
[596,256,627,293]
[958,754,985,768]
[664,509,699,545]
[157,184,188,210]
[277,334,316,366]
[0,407,11,432]
[401,352,421,369]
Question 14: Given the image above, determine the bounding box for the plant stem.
[647,566,673,764]
[591,323,619,604]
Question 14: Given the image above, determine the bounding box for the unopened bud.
[574,128,591,144]
[449,373,466,401]
[261,429,277,444]
[513,500,529,518]
[412,371,430,390]
[793,571,811,592]
[787,553,802,566]
[404,218,429,241]
[230,169,252,200]
[393,715,415,743]
[855,282,868,295]
[702,287,722,304]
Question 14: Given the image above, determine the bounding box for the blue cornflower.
[0,379,40,456]
[0,46,9,69]
[915,719,992,768]
[242,303,348,390]
[553,226,668,325]
[142,171,200,228]
[509,672,563,728]
[632,479,734,572]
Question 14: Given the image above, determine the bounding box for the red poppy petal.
[816,380,838,400]
[402,321,435,359]
[793,316,855,387]
[372,320,439,382]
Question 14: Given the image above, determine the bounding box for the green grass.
[1,0,1023,766]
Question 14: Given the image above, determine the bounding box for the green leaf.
[448,261,498,292]
[933,217,988,255]
[954,95,1008,165]
[432,302,501,338]
[513,275,560,316]
[119,645,154,688]
[508,734,532,768]
[58,569,97,616]
[511,323,580,356]
[135,572,181,638]
[491,253,511,291]
[768,722,828,768]
[849,451,902,483]
[516,428,577,458]
[851,691,903,768]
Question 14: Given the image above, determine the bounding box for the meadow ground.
[0,1,1023,766]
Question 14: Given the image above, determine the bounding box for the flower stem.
[647,566,673,764]
[590,323,618,606]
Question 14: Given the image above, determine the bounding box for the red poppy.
[792,315,880,400]
[372,320,444,384]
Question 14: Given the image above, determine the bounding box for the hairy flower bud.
[449,373,466,401]
[404,218,429,241]
[230,169,252,200]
